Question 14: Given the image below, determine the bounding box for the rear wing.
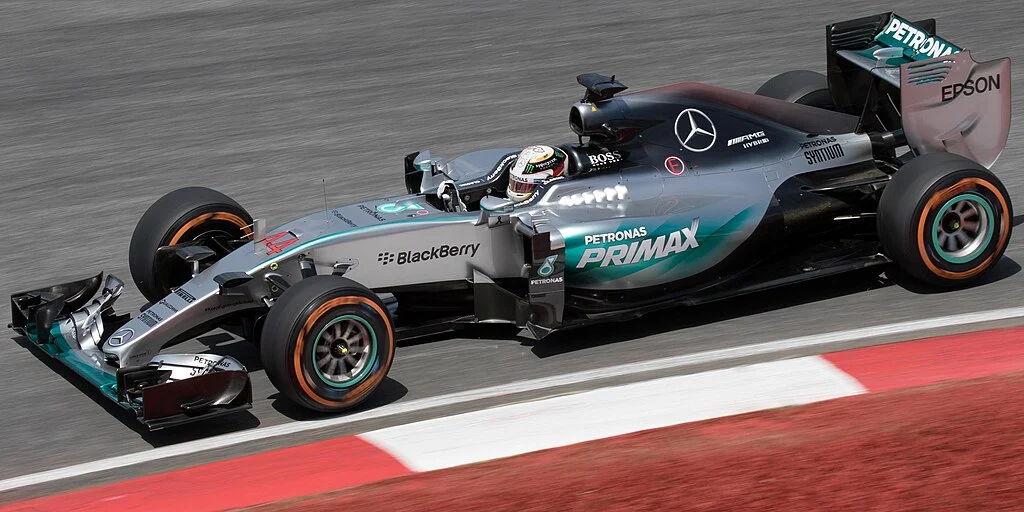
[825,13,1011,167]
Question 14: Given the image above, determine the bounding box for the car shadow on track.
[10,335,262,447]
[887,255,1021,295]
[191,335,412,423]
[11,332,410,444]
[527,255,1020,359]
[267,377,409,422]
[527,268,892,358]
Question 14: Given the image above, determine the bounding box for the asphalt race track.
[1,0,1023,494]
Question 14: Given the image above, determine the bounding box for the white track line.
[2,305,1023,493]
[364,357,868,472]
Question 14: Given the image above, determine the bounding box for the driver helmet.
[507,145,567,203]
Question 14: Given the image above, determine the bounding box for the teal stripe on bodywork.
[658,206,759,275]
[26,323,121,404]
[249,215,471,274]
[563,206,760,286]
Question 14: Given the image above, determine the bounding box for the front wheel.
[129,187,252,303]
[877,153,1013,287]
[261,275,396,413]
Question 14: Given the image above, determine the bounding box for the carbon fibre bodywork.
[9,11,1012,427]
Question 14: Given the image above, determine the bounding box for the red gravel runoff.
[249,372,1024,511]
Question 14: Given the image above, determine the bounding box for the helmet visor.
[508,177,536,195]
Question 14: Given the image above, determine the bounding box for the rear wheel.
[129,187,252,303]
[877,153,1012,287]
[755,70,835,110]
[261,275,395,413]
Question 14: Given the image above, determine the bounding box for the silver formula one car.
[10,12,1013,428]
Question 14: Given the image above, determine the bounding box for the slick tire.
[129,187,252,303]
[754,70,835,110]
[877,152,1013,288]
[261,275,396,413]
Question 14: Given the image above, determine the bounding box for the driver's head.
[507,145,567,203]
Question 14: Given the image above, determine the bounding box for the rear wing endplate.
[825,13,1011,167]
[901,51,1011,168]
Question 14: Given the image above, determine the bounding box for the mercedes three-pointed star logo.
[107,328,134,347]
[674,108,717,152]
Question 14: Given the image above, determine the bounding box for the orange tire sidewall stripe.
[168,212,251,245]
[292,296,395,408]
[916,177,1010,280]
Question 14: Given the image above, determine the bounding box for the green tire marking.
[931,192,995,264]
[310,314,377,389]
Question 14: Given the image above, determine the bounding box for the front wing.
[9,273,252,429]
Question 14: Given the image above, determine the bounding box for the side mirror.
[477,195,516,227]
[480,195,515,213]
[412,150,434,172]
[404,150,449,194]
[404,151,427,194]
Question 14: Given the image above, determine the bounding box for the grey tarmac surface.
[1,0,1023,498]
